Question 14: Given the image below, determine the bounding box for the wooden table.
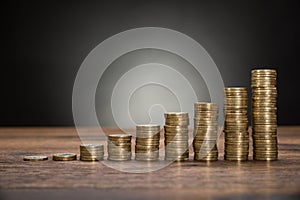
[0,127,299,200]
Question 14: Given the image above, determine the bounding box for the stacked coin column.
[107,134,132,161]
[193,102,219,161]
[224,88,249,161]
[135,125,160,161]
[251,69,278,161]
[164,112,189,161]
[80,144,104,161]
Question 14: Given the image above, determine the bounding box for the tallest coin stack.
[251,69,278,161]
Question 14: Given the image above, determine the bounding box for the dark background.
[3,0,300,126]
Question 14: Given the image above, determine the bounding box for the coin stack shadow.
[80,144,104,161]
[135,125,160,161]
[224,88,249,161]
[107,134,132,161]
[164,112,189,161]
[251,69,278,161]
[193,102,219,161]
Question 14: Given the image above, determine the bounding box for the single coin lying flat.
[23,155,48,161]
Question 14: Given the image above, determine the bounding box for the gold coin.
[108,134,132,140]
[164,112,189,118]
[23,155,48,161]
[136,124,160,129]
[80,144,103,148]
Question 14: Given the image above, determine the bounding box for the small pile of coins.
[80,144,104,161]
[164,112,189,161]
[107,134,132,161]
[224,87,249,161]
[53,153,77,161]
[251,69,278,161]
[135,125,160,161]
[193,102,219,161]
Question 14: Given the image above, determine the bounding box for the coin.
[53,153,77,161]
[164,112,189,118]
[23,155,48,161]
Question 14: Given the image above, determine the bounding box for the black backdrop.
[3,0,300,126]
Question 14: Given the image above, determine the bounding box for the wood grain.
[0,127,299,200]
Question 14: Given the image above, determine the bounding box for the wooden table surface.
[0,127,299,200]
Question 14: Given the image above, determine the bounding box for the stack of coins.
[193,102,219,161]
[135,125,160,161]
[251,69,278,161]
[53,153,77,161]
[164,112,189,161]
[80,144,104,161]
[224,87,249,161]
[107,134,132,161]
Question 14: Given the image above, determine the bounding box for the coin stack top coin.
[80,144,104,161]
[135,124,160,161]
[251,69,278,161]
[107,134,132,161]
[164,112,189,161]
[193,102,219,161]
[223,87,249,161]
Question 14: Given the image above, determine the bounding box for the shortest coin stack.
[80,144,104,161]
[193,102,219,161]
[164,112,189,161]
[135,125,160,161]
[107,134,132,161]
[52,153,77,161]
[23,155,48,161]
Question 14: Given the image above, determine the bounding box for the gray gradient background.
[4,0,300,126]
